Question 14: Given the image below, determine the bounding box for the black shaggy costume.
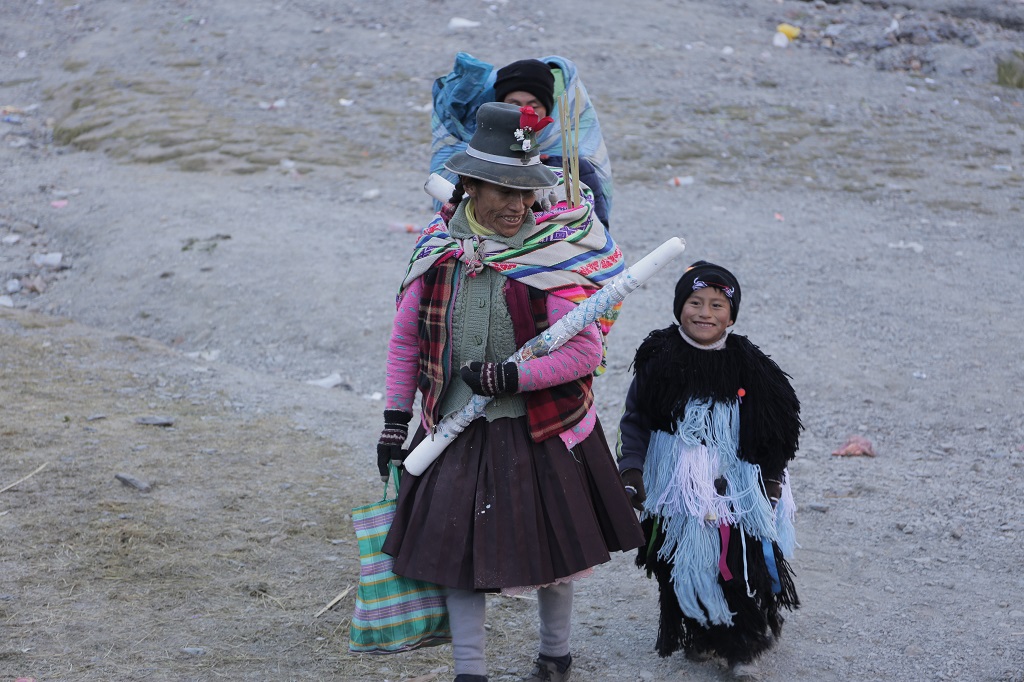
[618,326,802,665]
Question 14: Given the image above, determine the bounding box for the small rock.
[447,17,480,30]
[809,504,829,513]
[31,252,63,268]
[0,295,14,308]
[307,372,345,389]
[5,279,20,293]
[135,416,175,427]
[181,647,207,656]
[115,473,152,493]
[21,276,46,293]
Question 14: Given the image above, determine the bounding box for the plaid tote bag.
[349,464,451,653]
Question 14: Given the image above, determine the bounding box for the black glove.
[377,409,412,482]
[621,468,646,512]
[459,361,519,397]
[764,478,783,508]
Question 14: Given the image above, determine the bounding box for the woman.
[379,102,643,682]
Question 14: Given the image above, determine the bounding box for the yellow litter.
[776,23,801,40]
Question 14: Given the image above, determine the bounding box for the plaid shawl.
[516,283,594,441]
[416,257,593,441]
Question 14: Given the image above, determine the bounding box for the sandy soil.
[2,1,1024,680]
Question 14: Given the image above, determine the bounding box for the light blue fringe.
[642,398,792,626]
[660,512,733,626]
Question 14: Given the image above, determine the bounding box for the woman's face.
[678,287,734,345]
[466,180,537,237]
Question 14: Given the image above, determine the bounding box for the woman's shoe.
[522,657,571,682]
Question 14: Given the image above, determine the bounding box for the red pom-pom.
[737,388,746,398]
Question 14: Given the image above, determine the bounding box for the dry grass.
[0,308,475,681]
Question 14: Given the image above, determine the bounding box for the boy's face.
[678,287,734,345]
[501,90,548,119]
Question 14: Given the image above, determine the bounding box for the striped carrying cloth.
[349,467,450,653]
[400,168,624,341]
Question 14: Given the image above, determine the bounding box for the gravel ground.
[2,1,1023,680]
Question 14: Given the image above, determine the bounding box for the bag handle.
[380,462,401,502]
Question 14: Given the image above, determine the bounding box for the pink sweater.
[385,276,603,449]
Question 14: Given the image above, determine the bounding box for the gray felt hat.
[444,102,557,190]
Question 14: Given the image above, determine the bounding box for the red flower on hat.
[512,106,554,155]
[518,106,553,134]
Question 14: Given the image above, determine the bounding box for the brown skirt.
[382,416,644,591]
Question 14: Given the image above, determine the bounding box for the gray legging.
[446,581,573,676]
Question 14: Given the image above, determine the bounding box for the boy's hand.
[621,468,646,512]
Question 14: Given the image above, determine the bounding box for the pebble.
[31,252,63,268]
[447,17,480,30]
[181,647,207,656]
[307,372,345,388]
[136,416,175,426]
[114,473,152,492]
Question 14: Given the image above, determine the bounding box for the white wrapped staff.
[403,236,687,476]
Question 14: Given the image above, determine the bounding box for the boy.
[617,261,801,679]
